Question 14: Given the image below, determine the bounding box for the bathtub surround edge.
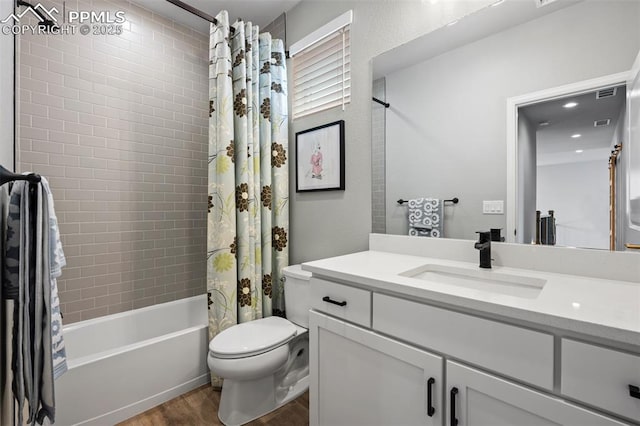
[55,295,209,425]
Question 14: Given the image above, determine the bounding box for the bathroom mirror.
[371,0,640,251]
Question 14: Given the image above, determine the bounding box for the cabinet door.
[446,361,628,426]
[562,338,640,422]
[310,311,443,426]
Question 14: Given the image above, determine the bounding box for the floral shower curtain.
[207,11,289,386]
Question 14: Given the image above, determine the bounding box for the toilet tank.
[283,265,312,328]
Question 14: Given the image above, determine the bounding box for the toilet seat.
[209,316,297,359]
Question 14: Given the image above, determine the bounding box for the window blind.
[292,25,351,119]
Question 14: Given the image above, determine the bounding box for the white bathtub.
[55,295,210,425]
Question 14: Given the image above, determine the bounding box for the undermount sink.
[399,264,547,299]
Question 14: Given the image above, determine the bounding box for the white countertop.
[302,250,640,348]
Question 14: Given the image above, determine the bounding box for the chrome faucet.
[474,231,492,269]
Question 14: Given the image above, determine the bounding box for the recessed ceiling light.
[571,134,581,138]
[563,102,578,109]
[491,0,506,6]
[446,20,459,27]
[575,149,583,153]
[538,121,550,127]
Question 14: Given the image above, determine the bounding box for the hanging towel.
[0,184,8,275]
[41,178,67,381]
[408,198,443,238]
[0,184,14,426]
[3,181,59,425]
[4,181,31,425]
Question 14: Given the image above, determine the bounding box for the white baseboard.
[77,374,211,426]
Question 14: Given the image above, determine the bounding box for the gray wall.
[285,0,493,263]
[0,0,13,169]
[385,0,640,240]
[263,13,286,45]
[517,114,536,244]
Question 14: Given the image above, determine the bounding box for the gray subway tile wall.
[262,13,286,45]
[17,0,209,323]
[372,78,386,234]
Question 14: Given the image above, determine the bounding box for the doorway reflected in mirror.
[517,85,625,250]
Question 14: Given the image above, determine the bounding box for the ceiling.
[373,0,581,79]
[132,0,300,34]
[520,85,626,166]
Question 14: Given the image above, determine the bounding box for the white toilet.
[207,265,312,426]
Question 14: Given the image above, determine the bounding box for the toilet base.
[213,330,310,426]
[218,374,309,426]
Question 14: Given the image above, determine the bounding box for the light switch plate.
[483,200,504,215]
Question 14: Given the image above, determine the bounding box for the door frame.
[505,71,630,243]
[626,51,640,235]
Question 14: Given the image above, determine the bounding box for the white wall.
[385,0,640,240]
[613,102,626,250]
[285,0,494,263]
[625,50,640,246]
[0,0,13,169]
[537,160,609,250]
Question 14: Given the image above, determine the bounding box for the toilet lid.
[209,316,297,359]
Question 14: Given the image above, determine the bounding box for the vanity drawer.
[373,294,554,390]
[310,278,371,327]
[561,339,640,421]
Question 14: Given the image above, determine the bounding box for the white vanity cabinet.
[310,311,443,426]
[309,276,638,426]
[561,339,640,421]
[309,278,372,327]
[372,293,554,390]
[446,361,628,426]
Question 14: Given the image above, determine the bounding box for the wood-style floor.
[117,385,309,426]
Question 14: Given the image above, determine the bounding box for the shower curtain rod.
[372,97,390,108]
[16,0,57,30]
[165,0,236,33]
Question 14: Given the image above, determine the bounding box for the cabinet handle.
[322,296,347,307]
[426,377,435,417]
[630,385,640,399]
[450,387,459,426]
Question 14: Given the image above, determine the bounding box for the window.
[290,11,352,119]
